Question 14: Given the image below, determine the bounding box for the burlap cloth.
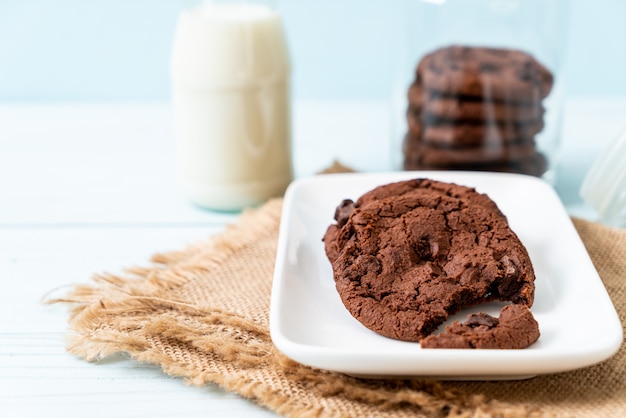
[51,185,625,417]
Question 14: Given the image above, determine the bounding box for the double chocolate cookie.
[408,84,545,123]
[403,45,553,176]
[421,304,540,349]
[407,110,544,147]
[416,45,553,102]
[403,135,537,166]
[323,178,538,346]
[403,145,548,177]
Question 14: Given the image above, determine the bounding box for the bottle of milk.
[171,0,293,211]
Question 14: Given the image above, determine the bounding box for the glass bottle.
[171,0,293,211]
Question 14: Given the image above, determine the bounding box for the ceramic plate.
[269,171,622,379]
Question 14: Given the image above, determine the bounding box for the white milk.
[171,2,293,211]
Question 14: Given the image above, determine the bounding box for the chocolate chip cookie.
[408,83,545,123]
[406,110,544,147]
[421,304,540,349]
[323,178,536,342]
[403,148,548,177]
[403,134,537,166]
[416,45,553,102]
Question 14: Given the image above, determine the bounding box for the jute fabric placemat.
[51,197,625,418]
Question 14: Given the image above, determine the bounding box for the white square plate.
[269,171,622,380]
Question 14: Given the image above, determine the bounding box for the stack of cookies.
[403,45,553,176]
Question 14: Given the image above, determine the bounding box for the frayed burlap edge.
[47,198,622,418]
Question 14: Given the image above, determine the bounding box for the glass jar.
[170,0,293,211]
[393,0,569,182]
[580,125,626,228]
